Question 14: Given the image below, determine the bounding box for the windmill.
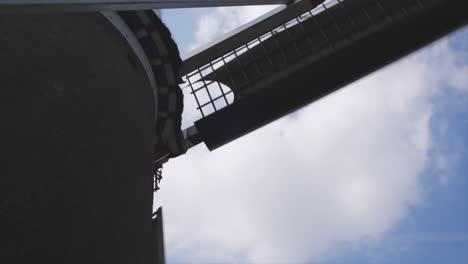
[0,0,466,263]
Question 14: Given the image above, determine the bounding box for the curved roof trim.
[101,10,159,125]
[118,10,185,158]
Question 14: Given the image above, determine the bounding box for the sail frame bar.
[0,0,291,12]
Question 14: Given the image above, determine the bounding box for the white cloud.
[191,5,278,50]
[190,0,338,49]
[159,6,468,263]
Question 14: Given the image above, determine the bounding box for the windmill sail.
[181,0,468,150]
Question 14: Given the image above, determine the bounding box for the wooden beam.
[0,0,290,12]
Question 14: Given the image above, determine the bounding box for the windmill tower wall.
[0,12,176,263]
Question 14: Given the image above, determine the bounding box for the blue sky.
[328,75,468,264]
[158,6,468,264]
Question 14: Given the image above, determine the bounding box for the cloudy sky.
[157,4,468,263]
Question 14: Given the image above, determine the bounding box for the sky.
[157,4,468,264]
